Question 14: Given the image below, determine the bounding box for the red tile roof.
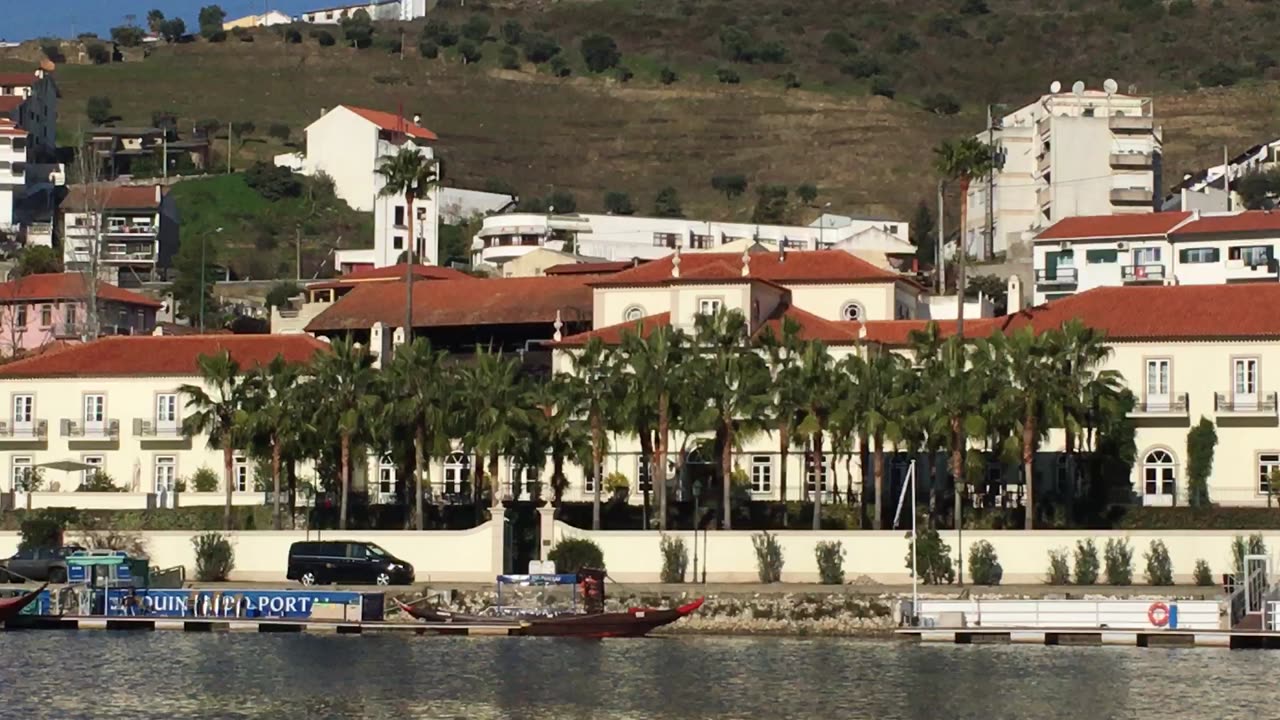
[342,105,438,141]
[544,260,646,276]
[0,335,330,378]
[0,273,162,308]
[594,250,909,286]
[306,275,593,331]
[854,318,1002,346]
[1035,212,1192,241]
[63,184,162,210]
[1170,210,1280,236]
[0,96,23,114]
[558,305,860,346]
[0,73,36,86]
[306,263,472,290]
[557,312,673,346]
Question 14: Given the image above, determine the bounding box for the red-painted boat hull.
[0,585,46,624]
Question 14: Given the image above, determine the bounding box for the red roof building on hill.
[341,105,438,141]
[0,274,164,358]
[593,249,913,287]
[0,334,329,378]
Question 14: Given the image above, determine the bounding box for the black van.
[286,541,415,586]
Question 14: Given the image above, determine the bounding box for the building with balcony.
[1162,138,1280,212]
[965,85,1163,259]
[0,273,162,357]
[86,126,210,180]
[470,212,911,272]
[0,67,58,159]
[1031,209,1280,304]
[60,184,179,286]
[0,335,327,504]
[270,262,474,335]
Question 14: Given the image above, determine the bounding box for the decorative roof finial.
[672,246,682,278]
[741,247,751,277]
[553,310,563,342]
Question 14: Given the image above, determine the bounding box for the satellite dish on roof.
[1049,80,1062,94]
[1071,80,1085,96]
[1103,78,1119,94]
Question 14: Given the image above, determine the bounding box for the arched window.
[623,305,645,322]
[840,302,865,322]
[1141,448,1176,505]
[443,453,470,497]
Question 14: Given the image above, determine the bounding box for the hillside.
[6,0,1280,242]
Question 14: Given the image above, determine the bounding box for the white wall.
[554,523,1270,584]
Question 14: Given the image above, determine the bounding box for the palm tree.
[569,337,617,530]
[383,338,452,530]
[528,373,590,508]
[856,349,912,530]
[181,350,250,530]
[693,309,768,530]
[619,324,687,530]
[756,317,806,517]
[310,337,379,530]
[376,146,440,342]
[791,338,835,530]
[242,355,304,530]
[461,348,528,510]
[933,137,1000,333]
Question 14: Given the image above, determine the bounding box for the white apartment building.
[299,0,426,23]
[60,185,180,287]
[0,68,58,158]
[1031,209,1280,304]
[275,105,441,270]
[1162,138,1280,213]
[223,10,294,29]
[966,85,1162,259]
[473,212,911,271]
[0,68,63,246]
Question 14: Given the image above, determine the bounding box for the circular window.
[840,302,865,322]
[624,305,645,322]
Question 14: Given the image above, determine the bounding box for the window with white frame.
[1142,449,1176,499]
[443,452,470,495]
[11,455,32,492]
[1145,359,1170,405]
[751,455,772,493]
[804,451,831,495]
[15,305,26,327]
[83,455,104,488]
[1234,358,1259,398]
[156,393,178,428]
[377,456,397,501]
[12,394,33,427]
[584,462,605,493]
[636,459,653,492]
[512,463,539,497]
[83,394,105,429]
[39,304,51,327]
[1260,453,1280,496]
[840,302,865,322]
[232,454,250,492]
[65,303,77,327]
[697,298,723,316]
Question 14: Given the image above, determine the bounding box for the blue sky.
[7,1,315,41]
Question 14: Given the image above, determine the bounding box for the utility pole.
[936,180,945,294]
[986,104,996,261]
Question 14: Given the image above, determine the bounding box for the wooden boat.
[394,597,704,638]
[0,584,46,624]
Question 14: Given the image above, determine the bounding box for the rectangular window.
[377,456,397,499]
[584,462,605,493]
[751,455,772,494]
[83,455,104,488]
[1085,249,1118,264]
[636,459,653,492]
[232,454,250,492]
[83,394,105,426]
[394,206,406,227]
[1235,358,1259,397]
[11,455,32,492]
[15,305,25,327]
[39,304,51,327]
[156,393,178,428]
[1260,453,1280,495]
[65,303,77,327]
[698,298,723,316]
[392,235,404,250]
[805,452,831,495]
[154,455,176,492]
[1229,245,1272,266]
[653,232,680,248]
[12,394,33,425]
[1179,247,1220,264]
[1145,359,1170,397]
[1133,247,1162,265]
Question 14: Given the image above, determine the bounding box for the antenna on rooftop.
[1049,80,1062,94]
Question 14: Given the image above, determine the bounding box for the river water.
[3,633,1278,719]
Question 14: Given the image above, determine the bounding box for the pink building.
[0,273,161,357]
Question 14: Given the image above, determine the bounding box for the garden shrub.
[78,471,124,492]
[1144,539,1174,585]
[19,515,63,550]
[1046,548,1070,585]
[548,537,605,573]
[815,540,845,585]
[659,534,688,583]
[1104,538,1133,585]
[906,527,954,584]
[1193,559,1214,586]
[752,531,784,583]
[967,540,1002,585]
[192,467,219,493]
[193,532,234,581]
[1073,538,1100,585]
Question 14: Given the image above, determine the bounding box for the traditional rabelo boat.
[395,569,703,638]
[0,584,47,624]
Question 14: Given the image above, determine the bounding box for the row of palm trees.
[183,307,1130,533]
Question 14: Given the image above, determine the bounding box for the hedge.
[1115,507,1280,530]
[1,507,276,532]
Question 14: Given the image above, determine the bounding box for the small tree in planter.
[193,532,235,581]
[1193,559,1214,586]
[1144,539,1174,586]
[659,534,688,583]
[815,540,845,585]
[1046,548,1070,585]
[752,531,784,583]
[1104,538,1134,585]
[192,467,219,493]
[15,468,45,510]
[548,538,605,573]
[967,541,1003,585]
[1073,539,1100,585]
[78,470,124,492]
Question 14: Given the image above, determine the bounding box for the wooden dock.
[5,615,525,636]
[896,626,1280,650]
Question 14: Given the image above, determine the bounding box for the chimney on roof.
[741,248,751,277]
[1007,274,1023,314]
[1192,209,1200,221]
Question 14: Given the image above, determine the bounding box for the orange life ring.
[1147,602,1170,627]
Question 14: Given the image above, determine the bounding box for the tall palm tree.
[569,337,617,530]
[1055,319,1121,500]
[376,146,440,342]
[310,337,379,530]
[181,350,250,530]
[933,137,1000,334]
[756,317,806,516]
[461,347,528,510]
[693,309,768,530]
[529,373,590,508]
[620,324,687,530]
[383,338,452,530]
[242,355,304,530]
[791,338,835,530]
[856,349,912,530]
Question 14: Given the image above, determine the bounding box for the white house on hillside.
[0,67,63,247]
[299,0,426,23]
[1162,138,1280,212]
[275,105,441,270]
[223,10,294,29]
[966,84,1163,259]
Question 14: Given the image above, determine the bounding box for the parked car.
[0,545,86,583]
[286,540,414,587]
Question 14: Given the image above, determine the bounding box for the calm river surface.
[2,633,1279,719]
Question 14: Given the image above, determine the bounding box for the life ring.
[1148,602,1170,627]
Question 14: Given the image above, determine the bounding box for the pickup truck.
[0,545,85,583]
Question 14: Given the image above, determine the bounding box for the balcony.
[1215,392,1278,418]
[1128,393,1189,419]
[1110,187,1152,206]
[60,419,120,441]
[133,418,186,439]
[1121,264,1166,283]
[0,420,48,442]
[1110,152,1153,169]
[1036,151,1050,175]
[1037,186,1051,209]
[1225,257,1279,282]
[101,243,157,264]
[1035,267,1078,286]
[104,223,157,237]
[1109,115,1155,133]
